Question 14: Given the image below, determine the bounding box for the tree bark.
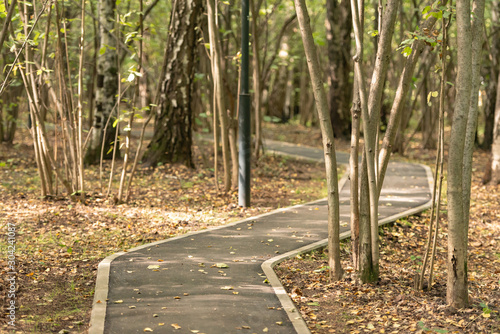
[491,71,500,184]
[85,0,119,164]
[294,0,343,281]
[142,0,203,168]
[251,0,264,158]
[447,0,484,309]
[326,0,352,139]
[207,0,232,190]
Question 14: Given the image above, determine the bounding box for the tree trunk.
[326,0,352,139]
[491,70,500,184]
[85,0,119,164]
[482,1,500,150]
[207,0,232,191]
[142,0,202,168]
[420,76,437,149]
[294,0,343,281]
[251,0,264,158]
[447,0,484,309]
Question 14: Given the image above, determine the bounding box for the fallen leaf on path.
[171,323,181,329]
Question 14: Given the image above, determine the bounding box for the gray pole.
[238,0,251,207]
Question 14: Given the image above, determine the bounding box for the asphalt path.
[89,139,432,334]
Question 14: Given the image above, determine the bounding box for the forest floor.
[275,126,500,334]
[0,122,499,333]
[0,123,330,333]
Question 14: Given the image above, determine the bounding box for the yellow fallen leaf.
[144,328,153,332]
[482,313,491,318]
[114,300,123,304]
[221,286,234,290]
[158,323,165,326]
[171,323,181,329]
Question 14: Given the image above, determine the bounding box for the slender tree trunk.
[251,0,264,158]
[447,0,484,309]
[326,0,352,139]
[142,0,203,168]
[294,0,343,281]
[0,0,17,56]
[207,0,231,190]
[350,98,361,270]
[491,71,500,184]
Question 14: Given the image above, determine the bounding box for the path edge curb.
[261,163,434,334]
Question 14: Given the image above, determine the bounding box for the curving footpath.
[89,140,433,334]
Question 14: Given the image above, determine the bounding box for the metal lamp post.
[238,0,251,207]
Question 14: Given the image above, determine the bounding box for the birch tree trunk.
[294,0,343,281]
[86,0,119,164]
[142,0,203,168]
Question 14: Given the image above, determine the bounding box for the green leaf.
[307,302,320,306]
[402,46,412,57]
[99,46,107,55]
